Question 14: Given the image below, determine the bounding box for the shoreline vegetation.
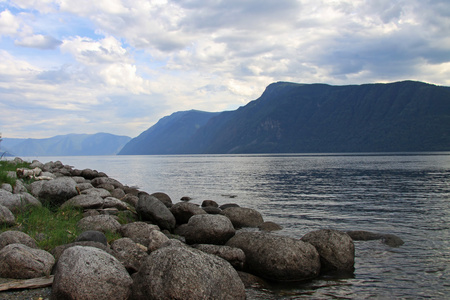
[0,157,403,299]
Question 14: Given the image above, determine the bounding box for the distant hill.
[118,110,220,155]
[120,80,450,154]
[2,133,131,156]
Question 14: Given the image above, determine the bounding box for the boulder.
[0,204,15,226]
[184,214,236,245]
[219,203,239,210]
[131,245,246,300]
[29,180,46,197]
[136,194,176,231]
[0,189,41,213]
[0,230,38,250]
[147,229,170,252]
[301,229,355,274]
[80,168,100,179]
[1,183,13,193]
[226,232,320,282]
[346,230,404,247]
[13,180,28,194]
[151,192,172,208]
[91,177,124,189]
[75,182,94,191]
[61,194,104,210]
[258,221,283,231]
[81,187,111,198]
[111,188,126,199]
[119,222,160,246]
[222,207,264,228]
[51,246,132,300]
[203,206,222,214]
[51,241,108,261]
[38,177,78,206]
[201,200,219,207]
[0,243,54,279]
[76,215,121,234]
[193,244,245,270]
[75,230,108,246]
[122,194,139,207]
[170,202,206,224]
[103,196,128,210]
[111,238,148,273]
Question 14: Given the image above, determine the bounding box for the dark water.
[27,153,450,299]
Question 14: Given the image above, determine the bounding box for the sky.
[0,0,449,139]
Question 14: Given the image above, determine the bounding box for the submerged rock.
[226,232,320,282]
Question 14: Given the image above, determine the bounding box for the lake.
[23,153,450,299]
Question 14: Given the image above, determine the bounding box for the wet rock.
[80,168,100,180]
[222,206,264,228]
[219,203,239,210]
[193,244,245,270]
[184,214,236,245]
[76,214,121,234]
[202,200,219,207]
[38,177,78,206]
[170,201,206,224]
[51,246,132,300]
[180,196,192,201]
[0,244,54,279]
[136,194,176,231]
[302,229,355,274]
[381,234,404,247]
[75,230,108,246]
[0,204,15,227]
[226,232,320,282]
[151,192,172,208]
[111,238,148,274]
[237,271,270,289]
[0,231,38,250]
[258,221,283,231]
[131,245,246,300]
[346,230,404,247]
[119,221,160,246]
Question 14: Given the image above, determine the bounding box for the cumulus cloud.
[0,0,449,138]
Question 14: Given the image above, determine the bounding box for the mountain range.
[1,133,131,156]
[119,80,450,154]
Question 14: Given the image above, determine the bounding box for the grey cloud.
[15,35,62,50]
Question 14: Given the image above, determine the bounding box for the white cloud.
[0,9,21,35]
[15,34,62,49]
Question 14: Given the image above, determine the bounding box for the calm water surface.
[27,153,450,299]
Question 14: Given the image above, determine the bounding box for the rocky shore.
[0,157,402,299]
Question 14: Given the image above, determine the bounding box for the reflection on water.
[24,153,450,299]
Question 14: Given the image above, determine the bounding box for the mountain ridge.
[120,80,450,154]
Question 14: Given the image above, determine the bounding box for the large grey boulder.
[75,230,108,246]
[30,180,46,197]
[302,229,355,274]
[131,245,246,300]
[184,214,236,245]
[226,232,320,282]
[1,183,13,193]
[51,246,132,300]
[61,194,104,210]
[193,244,245,270]
[51,241,108,261]
[0,189,41,213]
[222,206,264,228]
[0,204,15,226]
[81,187,111,198]
[136,194,176,231]
[170,201,206,224]
[111,238,148,273]
[76,215,121,233]
[38,177,78,206]
[147,230,170,252]
[0,243,54,279]
[91,177,124,189]
[151,192,172,208]
[119,222,160,246]
[0,230,38,250]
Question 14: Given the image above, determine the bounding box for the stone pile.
[0,157,400,299]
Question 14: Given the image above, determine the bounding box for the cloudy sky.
[1,0,449,139]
